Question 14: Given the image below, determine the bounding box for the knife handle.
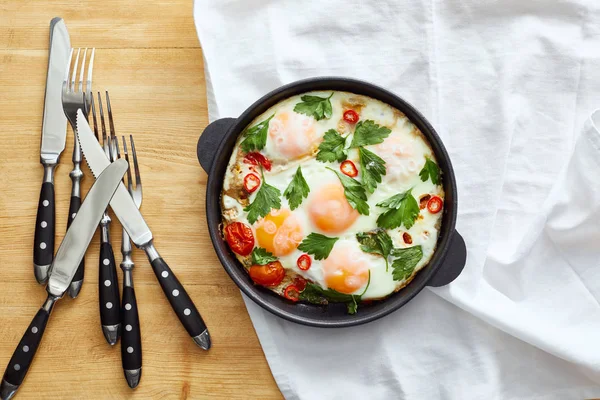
[99,238,121,345]
[66,195,85,298]
[0,294,57,400]
[121,285,142,388]
[33,165,56,284]
[145,246,210,350]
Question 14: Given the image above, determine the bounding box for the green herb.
[283,166,310,210]
[299,270,371,314]
[376,189,420,230]
[356,229,393,271]
[316,129,347,163]
[358,147,386,193]
[391,246,423,281]
[293,93,334,121]
[328,168,370,215]
[297,233,339,260]
[240,114,275,153]
[243,173,281,224]
[419,157,440,185]
[251,248,277,265]
[349,120,392,148]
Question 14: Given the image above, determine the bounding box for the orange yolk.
[308,183,359,234]
[375,136,418,182]
[268,112,317,159]
[323,243,370,294]
[255,208,303,256]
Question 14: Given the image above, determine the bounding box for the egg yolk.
[323,243,370,294]
[269,112,317,159]
[308,183,359,234]
[375,136,418,182]
[255,208,303,256]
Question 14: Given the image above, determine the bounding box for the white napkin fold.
[194,1,600,398]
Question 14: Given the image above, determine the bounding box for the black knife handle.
[33,181,55,284]
[121,285,142,385]
[150,257,209,348]
[67,195,85,298]
[1,294,57,398]
[99,241,121,339]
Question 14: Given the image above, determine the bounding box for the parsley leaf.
[297,233,339,260]
[328,168,370,215]
[293,93,334,121]
[419,157,441,185]
[240,114,275,153]
[391,245,423,281]
[349,120,392,148]
[299,270,371,314]
[359,147,386,193]
[251,248,277,265]
[316,129,347,163]
[243,176,281,224]
[283,166,310,210]
[376,189,420,230]
[356,229,393,271]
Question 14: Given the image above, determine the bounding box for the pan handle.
[427,231,466,287]
[197,118,237,173]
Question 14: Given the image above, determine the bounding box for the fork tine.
[122,136,133,193]
[63,48,73,93]
[86,48,95,109]
[105,92,117,157]
[71,48,80,91]
[78,48,87,94]
[91,95,98,140]
[130,135,142,190]
[97,92,108,158]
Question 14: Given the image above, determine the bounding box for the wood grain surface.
[0,1,282,398]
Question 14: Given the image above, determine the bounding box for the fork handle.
[121,285,142,388]
[33,167,56,284]
[66,195,85,298]
[99,236,121,345]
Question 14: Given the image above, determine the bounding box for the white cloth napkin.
[194,1,600,398]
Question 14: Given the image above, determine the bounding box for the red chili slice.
[343,110,359,124]
[243,173,261,193]
[403,232,413,245]
[244,152,272,171]
[297,254,312,271]
[340,160,358,177]
[284,285,300,302]
[293,276,307,291]
[427,196,443,214]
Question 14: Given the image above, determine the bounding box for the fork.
[114,135,143,388]
[91,92,121,345]
[61,47,95,298]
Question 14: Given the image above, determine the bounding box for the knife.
[76,110,211,350]
[34,17,71,284]
[0,159,128,400]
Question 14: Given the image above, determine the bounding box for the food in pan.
[220,91,444,313]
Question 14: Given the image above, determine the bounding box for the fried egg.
[220,91,444,309]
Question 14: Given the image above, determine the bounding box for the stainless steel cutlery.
[34,18,71,285]
[1,159,129,400]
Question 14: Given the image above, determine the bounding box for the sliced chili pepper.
[427,196,443,214]
[403,232,413,244]
[224,222,255,256]
[293,276,307,291]
[244,152,272,171]
[243,173,261,193]
[419,194,431,210]
[249,261,285,286]
[284,285,300,302]
[297,254,312,271]
[343,109,359,124]
[340,160,358,177]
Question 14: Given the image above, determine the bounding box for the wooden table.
[0,1,282,398]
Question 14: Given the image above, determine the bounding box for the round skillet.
[197,77,467,328]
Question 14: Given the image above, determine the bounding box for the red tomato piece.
[427,196,443,214]
[297,254,312,271]
[284,285,300,302]
[293,276,307,291]
[248,261,285,286]
[343,110,359,124]
[340,160,358,177]
[244,152,272,171]
[224,222,255,256]
[243,173,261,193]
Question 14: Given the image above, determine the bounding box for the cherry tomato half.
[427,196,443,214]
[340,160,358,177]
[293,276,307,291]
[244,152,272,171]
[343,109,359,124]
[284,285,300,302]
[297,254,312,271]
[249,261,285,286]
[243,173,261,193]
[224,222,255,256]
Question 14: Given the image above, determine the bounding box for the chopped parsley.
[419,157,441,185]
[243,172,281,224]
[316,129,347,163]
[390,246,423,281]
[358,146,386,193]
[349,120,391,148]
[283,166,310,210]
[293,93,334,121]
[251,248,277,265]
[297,233,339,260]
[240,114,274,153]
[376,189,420,230]
[328,168,370,215]
[356,229,393,272]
